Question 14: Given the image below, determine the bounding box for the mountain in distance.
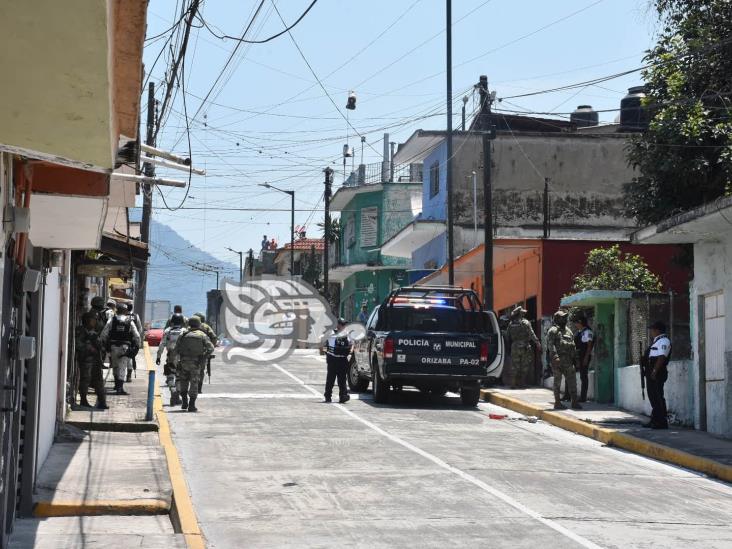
[146,220,238,319]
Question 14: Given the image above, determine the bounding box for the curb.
[146,344,206,549]
[481,389,732,483]
[34,499,168,518]
[65,420,159,433]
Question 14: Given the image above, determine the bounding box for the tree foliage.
[624,0,732,223]
[301,245,322,288]
[317,215,340,244]
[571,245,663,293]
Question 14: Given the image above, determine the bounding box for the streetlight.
[259,183,295,278]
[225,246,243,284]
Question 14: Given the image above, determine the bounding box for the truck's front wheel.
[348,359,370,392]
[460,383,481,407]
[372,362,390,404]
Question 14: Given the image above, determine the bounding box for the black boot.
[188,396,198,413]
[116,380,128,395]
[79,393,91,407]
[170,391,181,406]
[126,370,132,383]
[181,393,189,410]
[96,397,109,410]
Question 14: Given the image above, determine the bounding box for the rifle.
[639,341,646,400]
[207,355,213,384]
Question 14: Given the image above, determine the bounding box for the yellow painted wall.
[0,0,114,170]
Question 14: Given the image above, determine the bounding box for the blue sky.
[143,0,658,270]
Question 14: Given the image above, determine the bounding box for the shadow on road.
[356,388,477,411]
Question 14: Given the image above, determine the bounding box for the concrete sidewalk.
[9,347,192,548]
[482,387,732,482]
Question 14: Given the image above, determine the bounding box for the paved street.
[164,350,732,549]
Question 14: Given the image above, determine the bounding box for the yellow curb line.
[34,499,168,518]
[145,343,206,549]
[482,389,732,483]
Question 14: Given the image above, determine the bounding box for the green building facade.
[330,179,421,321]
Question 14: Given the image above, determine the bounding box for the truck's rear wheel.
[348,359,370,392]
[460,383,480,407]
[372,363,390,404]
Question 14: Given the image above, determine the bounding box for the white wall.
[37,265,66,471]
[692,239,732,437]
[616,361,694,426]
[543,371,596,400]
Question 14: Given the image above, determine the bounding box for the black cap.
[649,321,666,332]
[337,317,347,326]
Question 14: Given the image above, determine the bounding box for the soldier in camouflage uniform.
[75,312,108,409]
[191,313,217,393]
[506,306,541,388]
[546,309,582,410]
[174,316,214,413]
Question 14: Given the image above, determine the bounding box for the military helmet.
[81,311,98,327]
[90,296,105,309]
[553,309,569,323]
[116,302,130,313]
[106,298,116,308]
[193,312,206,323]
[511,306,527,318]
[170,314,185,328]
[188,316,201,329]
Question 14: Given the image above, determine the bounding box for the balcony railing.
[342,162,423,188]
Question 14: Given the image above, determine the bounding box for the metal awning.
[632,196,732,245]
[99,233,148,270]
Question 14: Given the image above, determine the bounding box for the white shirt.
[649,334,671,358]
[579,328,593,344]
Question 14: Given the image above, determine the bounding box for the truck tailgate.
[387,331,488,376]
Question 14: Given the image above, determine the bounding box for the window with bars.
[429,161,440,198]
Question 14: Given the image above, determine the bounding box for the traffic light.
[346,91,356,110]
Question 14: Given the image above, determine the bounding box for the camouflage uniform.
[75,322,107,408]
[191,313,217,393]
[546,311,578,405]
[175,322,214,412]
[506,310,539,387]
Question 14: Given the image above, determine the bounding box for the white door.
[704,292,726,435]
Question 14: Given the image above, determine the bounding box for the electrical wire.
[197,0,318,44]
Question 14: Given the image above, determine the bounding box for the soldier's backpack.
[165,327,184,359]
[177,331,206,358]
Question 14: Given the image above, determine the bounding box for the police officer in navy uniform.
[563,315,594,402]
[643,321,672,429]
[324,318,353,404]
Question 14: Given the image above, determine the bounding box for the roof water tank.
[571,105,599,127]
[620,86,650,131]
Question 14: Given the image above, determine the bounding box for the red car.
[144,319,166,347]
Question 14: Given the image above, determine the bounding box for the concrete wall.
[544,371,596,401]
[691,239,732,437]
[615,361,695,426]
[37,267,63,471]
[420,133,636,235]
[491,134,636,232]
[339,185,417,268]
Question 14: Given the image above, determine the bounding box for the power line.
[270,0,383,158]
[197,0,318,44]
[186,0,267,129]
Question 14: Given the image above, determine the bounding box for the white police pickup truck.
[349,286,503,406]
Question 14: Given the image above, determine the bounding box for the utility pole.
[446,0,455,286]
[290,191,295,278]
[135,82,155,325]
[323,167,333,302]
[543,177,551,239]
[248,248,254,277]
[462,95,469,130]
[479,75,495,311]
